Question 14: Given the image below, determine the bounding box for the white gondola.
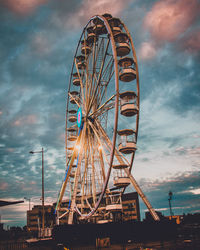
[118,129,137,154]
[114,32,130,57]
[118,57,136,82]
[120,91,138,117]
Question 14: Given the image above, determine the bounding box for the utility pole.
[30,148,45,238]
[168,191,174,217]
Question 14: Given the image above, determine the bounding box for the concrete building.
[27,205,54,233]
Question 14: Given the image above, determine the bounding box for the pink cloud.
[13,115,37,127]
[144,0,200,43]
[1,0,47,15]
[65,0,131,29]
[138,42,156,61]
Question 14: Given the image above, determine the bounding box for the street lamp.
[29,148,45,237]
[24,197,31,211]
[168,191,174,217]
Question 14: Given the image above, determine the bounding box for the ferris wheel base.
[52,220,178,247]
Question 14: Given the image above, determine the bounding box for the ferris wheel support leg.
[124,168,160,221]
[96,120,160,221]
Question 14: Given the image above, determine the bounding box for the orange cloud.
[1,0,47,15]
[144,0,200,43]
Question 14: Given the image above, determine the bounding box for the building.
[27,205,54,233]
[122,192,140,221]
[27,192,140,231]
[55,192,140,224]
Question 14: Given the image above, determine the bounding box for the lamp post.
[24,197,31,211]
[168,191,174,217]
[29,148,45,237]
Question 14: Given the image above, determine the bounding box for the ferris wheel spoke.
[88,94,115,118]
[87,119,111,171]
[87,128,97,206]
[81,141,89,210]
[95,119,130,166]
[87,39,110,115]
[87,38,102,104]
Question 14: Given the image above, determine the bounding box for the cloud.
[13,115,38,127]
[181,29,200,54]
[175,146,200,156]
[0,0,47,15]
[144,0,200,43]
[52,0,132,30]
[138,42,156,61]
[78,0,131,18]
[189,188,200,195]
[0,181,8,190]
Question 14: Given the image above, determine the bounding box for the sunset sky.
[0,0,200,227]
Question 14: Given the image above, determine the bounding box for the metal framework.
[55,14,159,224]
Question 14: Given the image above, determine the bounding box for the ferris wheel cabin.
[108,17,122,35]
[118,57,136,82]
[86,26,96,43]
[67,127,77,141]
[72,72,81,86]
[81,40,92,55]
[68,114,77,123]
[93,17,106,35]
[120,91,138,117]
[118,129,137,154]
[114,32,130,57]
[113,176,130,188]
[69,91,79,105]
[76,55,86,69]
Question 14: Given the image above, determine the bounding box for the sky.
[0,0,200,228]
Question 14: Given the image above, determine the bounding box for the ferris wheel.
[55,13,159,224]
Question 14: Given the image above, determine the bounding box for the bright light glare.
[98,145,103,151]
[75,145,81,150]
